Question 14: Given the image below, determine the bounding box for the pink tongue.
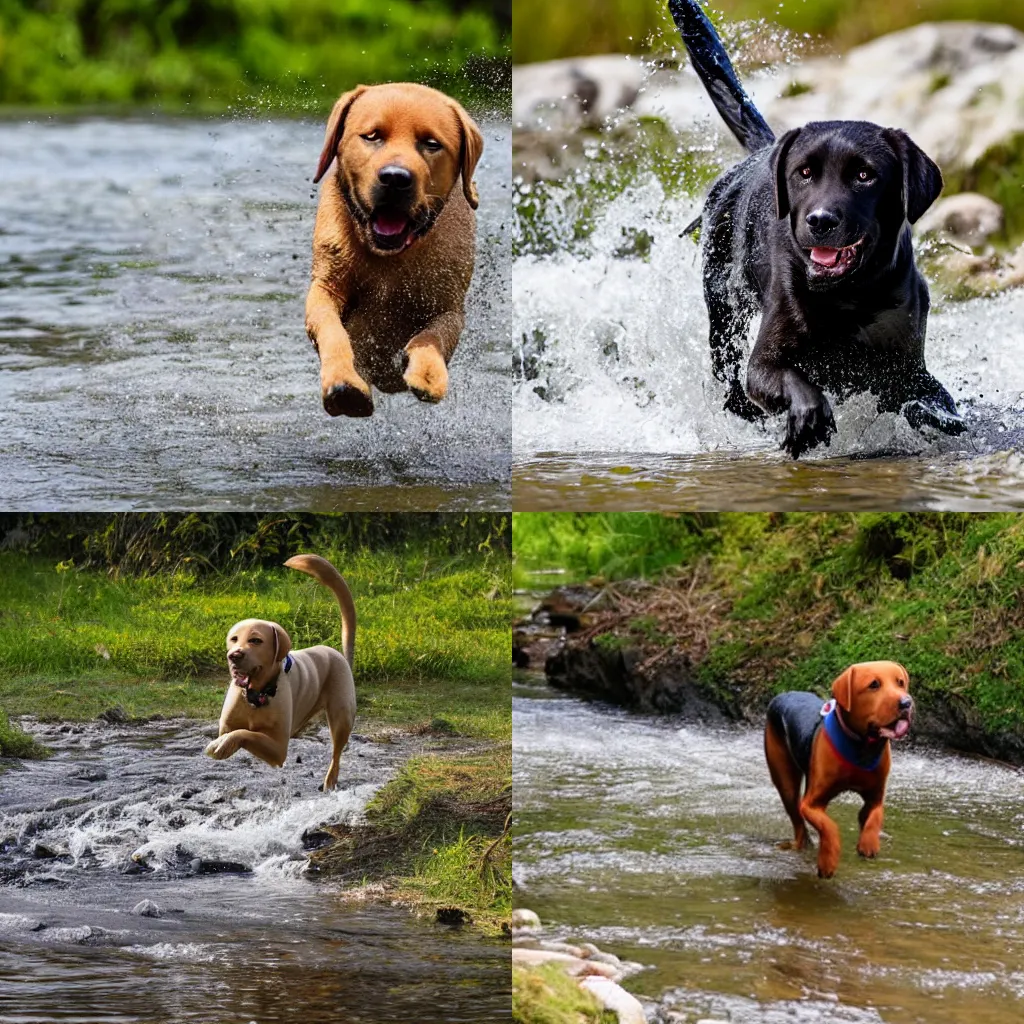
[893,719,910,739]
[373,211,408,237]
[810,247,841,267]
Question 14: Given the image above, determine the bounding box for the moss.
[512,964,618,1024]
[0,710,47,759]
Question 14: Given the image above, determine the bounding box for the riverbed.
[513,676,1024,1023]
[0,719,511,1023]
[0,116,511,510]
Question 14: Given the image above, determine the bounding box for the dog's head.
[831,660,913,742]
[312,82,483,257]
[772,121,942,290]
[225,619,292,693]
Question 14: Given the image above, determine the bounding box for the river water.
[512,171,1024,510]
[0,116,511,510]
[513,677,1024,1024]
[0,719,510,1023]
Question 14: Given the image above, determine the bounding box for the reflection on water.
[513,682,1024,1023]
[0,720,511,1023]
[0,117,511,510]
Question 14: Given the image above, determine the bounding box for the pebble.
[579,975,648,1024]
[130,899,161,918]
[512,907,541,930]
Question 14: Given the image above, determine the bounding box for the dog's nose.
[899,695,913,712]
[378,165,414,190]
[228,649,244,663]
[805,208,841,234]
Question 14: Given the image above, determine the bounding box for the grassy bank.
[0,0,508,112]
[513,0,1024,64]
[515,513,1024,747]
[311,743,511,933]
[513,964,615,1023]
[0,548,510,731]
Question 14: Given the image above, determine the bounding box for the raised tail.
[667,0,775,153]
[284,554,356,667]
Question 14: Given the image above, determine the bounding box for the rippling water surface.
[0,116,511,510]
[514,680,1024,1023]
[0,720,510,1023]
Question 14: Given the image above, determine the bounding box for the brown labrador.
[306,82,484,417]
[204,554,356,791]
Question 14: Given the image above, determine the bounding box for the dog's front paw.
[402,345,448,403]
[322,378,374,418]
[205,737,233,760]
[902,393,966,437]
[782,394,836,459]
[724,380,766,423]
[857,835,881,859]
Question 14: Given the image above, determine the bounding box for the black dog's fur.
[669,0,965,457]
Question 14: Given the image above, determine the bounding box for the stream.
[512,167,1024,511]
[0,115,511,511]
[513,676,1024,1024]
[0,719,511,1023]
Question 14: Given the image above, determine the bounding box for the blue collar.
[820,700,885,771]
[283,653,293,673]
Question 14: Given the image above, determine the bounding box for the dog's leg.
[204,729,288,768]
[306,280,375,418]
[320,679,355,792]
[879,370,965,437]
[764,720,808,850]
[402,310,464,403]
[799,793,842,878]
[748,319,837,458]
[856,789,886,859]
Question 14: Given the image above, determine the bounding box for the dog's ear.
[883,128,943,224]
[449,99,484,209]
[313,86,369,184]
[771,127,803,220]
[272,625,292,663]
[831,665,856,712]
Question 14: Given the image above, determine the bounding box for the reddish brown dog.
[764,661,913,878]
[306,82,484,417]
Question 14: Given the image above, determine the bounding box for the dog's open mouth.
[871,715,912,741]
[370,209,414,252]
[807,238,864,279]
[229,665,252,689]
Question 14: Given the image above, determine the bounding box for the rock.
[301,827,333,851]
[191,859,251,875]
[922,240,1024,300]
[98,707,129,725]
[512,947,619,979]
[33,842,67,860]
[513,55,648,130]
[579,976,648,1023]
[917,193,1004,248]
[436,907,470,927]
[533,939,586,959]
[512,907,541,930]
[130,900,161,918]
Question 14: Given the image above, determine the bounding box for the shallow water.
[0,720,510,1022]
[512,171,1024,510]
[513,680,1024,1023]
[0,116,511,510]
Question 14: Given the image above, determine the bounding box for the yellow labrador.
[306,81,484,417]
[204,554,356,792]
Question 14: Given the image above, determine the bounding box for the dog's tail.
[667,0,775,154]
[285,554,356,667]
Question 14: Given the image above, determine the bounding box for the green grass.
[513,964,618,1024]
[512,0,1024,64]
[0,708,46,759]
[310,745,511,932]
[516,513,1024,740]
[513,511,716,582]
[0,0,508,112]
[0,549,511,736]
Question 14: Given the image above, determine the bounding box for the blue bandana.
[820,699,885,771]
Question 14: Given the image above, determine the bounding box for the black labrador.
[668,0,965,458]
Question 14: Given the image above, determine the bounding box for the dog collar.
[820,700,885,771]
[237,655,291,708]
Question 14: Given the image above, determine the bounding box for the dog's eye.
[856,168,875,183]
[360,130,382,142]
[868,679,881,690]
[799,166,813,179]
[421,138,443,153]
[250,637,262,645]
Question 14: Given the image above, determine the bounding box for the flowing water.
[512,159,1024,511]
[0,719,510,1023]
[0,116,511,510]
[513,678,1024,1023]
